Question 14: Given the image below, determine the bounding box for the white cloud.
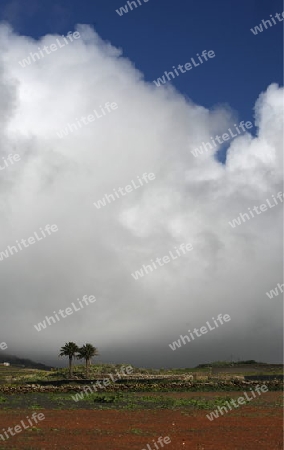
[0,24,283,366]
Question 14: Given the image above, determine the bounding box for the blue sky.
[0,0,282,126]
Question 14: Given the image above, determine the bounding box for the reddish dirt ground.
[0,393,282,450]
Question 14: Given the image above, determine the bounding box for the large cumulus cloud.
[0,24,282,367]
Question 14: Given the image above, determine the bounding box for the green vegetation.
[129,428,149,435]
[0,391,238,410]
[0,361,282,387]
[92,393,119,403]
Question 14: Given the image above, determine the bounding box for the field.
[0,364,282,450]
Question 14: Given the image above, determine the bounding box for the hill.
[0,354,52,370]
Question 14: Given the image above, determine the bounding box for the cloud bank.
[0,24,282,367]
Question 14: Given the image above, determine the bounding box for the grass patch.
[92,393,119,403]
[81,393,234,410]
[129,428,145,435]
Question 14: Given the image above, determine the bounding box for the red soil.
[0,393,282,450]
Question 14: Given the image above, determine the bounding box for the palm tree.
[59,342,79,378]
[77,343,98,378]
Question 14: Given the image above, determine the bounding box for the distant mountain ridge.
[0,354,51,370]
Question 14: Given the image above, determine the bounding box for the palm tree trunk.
[69,356,72,378]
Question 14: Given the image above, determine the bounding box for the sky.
[0,0,283,368]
